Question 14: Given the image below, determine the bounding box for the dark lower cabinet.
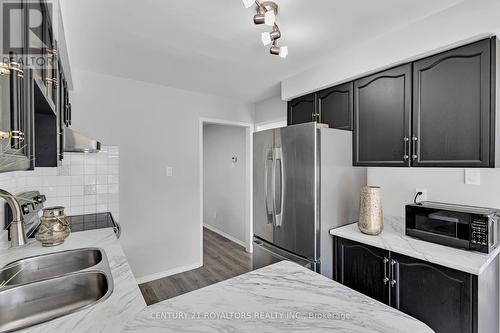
[335,237,389,303]
[412,38,493,167]
[317,82,353,130]
[287,93,316,125]
[353,64,412,166]
[390,252,473,333]
[334,237,478,333]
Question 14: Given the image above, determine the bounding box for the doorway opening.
[199,118,253,267]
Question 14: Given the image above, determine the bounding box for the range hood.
[63,127,101,153]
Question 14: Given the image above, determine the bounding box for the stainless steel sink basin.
[0,272,111,332]
[0,248,103,286]
[0,248,113,332]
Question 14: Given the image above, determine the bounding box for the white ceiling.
[60,0,463,102]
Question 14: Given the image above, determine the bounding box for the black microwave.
[405,202,500,254]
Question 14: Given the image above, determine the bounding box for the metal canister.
[35,207,71,246]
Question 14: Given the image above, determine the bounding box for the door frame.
[199,118,254,264]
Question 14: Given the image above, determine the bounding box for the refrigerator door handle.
[264,149,275,225]
[273,147,284,228]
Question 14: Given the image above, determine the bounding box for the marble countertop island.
[0,228,146,333]
[330,216,500,275]
[124,261,432,333]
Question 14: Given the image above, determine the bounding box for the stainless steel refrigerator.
[252,122,366,279]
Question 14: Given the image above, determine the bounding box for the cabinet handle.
[403,137,409,161]
[383,257,389,284]
[47,48,58,57]
[1,62,24,77]
[390,259,397,286]
[0,130,25,141]
[45,77,59,87]
[411,137,418,160]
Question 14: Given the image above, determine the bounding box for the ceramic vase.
[358,186,383,235]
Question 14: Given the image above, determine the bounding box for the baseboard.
[136,262,202,285]
[203,224,246,248]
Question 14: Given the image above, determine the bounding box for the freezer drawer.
[252,238,319,272]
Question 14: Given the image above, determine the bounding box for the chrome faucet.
[0,190,27,247]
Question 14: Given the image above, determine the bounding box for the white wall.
[367,168,500,218]
[282,0,500,100]
[203,124,246,245]
[254,95,287,126]
[69,69,254,281]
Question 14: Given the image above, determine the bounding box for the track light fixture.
[270,42,288,59]
[243,0,288,59]
[261,27,281,46]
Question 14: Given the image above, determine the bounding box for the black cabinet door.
[353,64,412,166]
[0,58,31,172]
[391,253,473,333]
[317,82,353,130]
[287,93,316,125]
[336,237,390,304]
[412,38,492,167]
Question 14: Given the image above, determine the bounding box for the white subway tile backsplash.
[84,206,97,214]
[96,175,108,185]
[71,185,84,196]
[0,146,120,226]
[96,193,108,204]
[57,165,71,176]
[70,176,84,186]
[96,204,108,213]
[84,185,97,195]
[84,195,97,205]
[70,165,84,176]
[57,186,71,197]
[107,175,118,184]
[71,196,84,207]
[96,185,107,194]
[108,184,119,194]
[55,176,71,187]
[71,206,84,215]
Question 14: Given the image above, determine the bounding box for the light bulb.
[279,46,288,58]
[261,32,272,46]
[242,0,255,8]
[264,10,275,26]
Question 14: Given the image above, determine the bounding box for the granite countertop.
[124,261,432,333]
[0,228,146,333]
[330,216,500,275]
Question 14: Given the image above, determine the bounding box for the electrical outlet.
[166,166,173,177]
[415,188,428,202]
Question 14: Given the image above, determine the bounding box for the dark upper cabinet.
[335,237,389,304]
[353,64,412,166]
[0,59,32,172]
[412,39,493,167]
[287,93,316,125]
[390,253,473,333]
[317,82,353,130]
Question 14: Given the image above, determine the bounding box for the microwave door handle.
[273,148,284,228]
[264,149,274,225]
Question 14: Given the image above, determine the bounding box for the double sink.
[0,248,114,332]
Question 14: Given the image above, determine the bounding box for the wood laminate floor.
[139,227,252,305]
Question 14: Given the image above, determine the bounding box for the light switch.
[166,166,173,177]
[464,169,480,185]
